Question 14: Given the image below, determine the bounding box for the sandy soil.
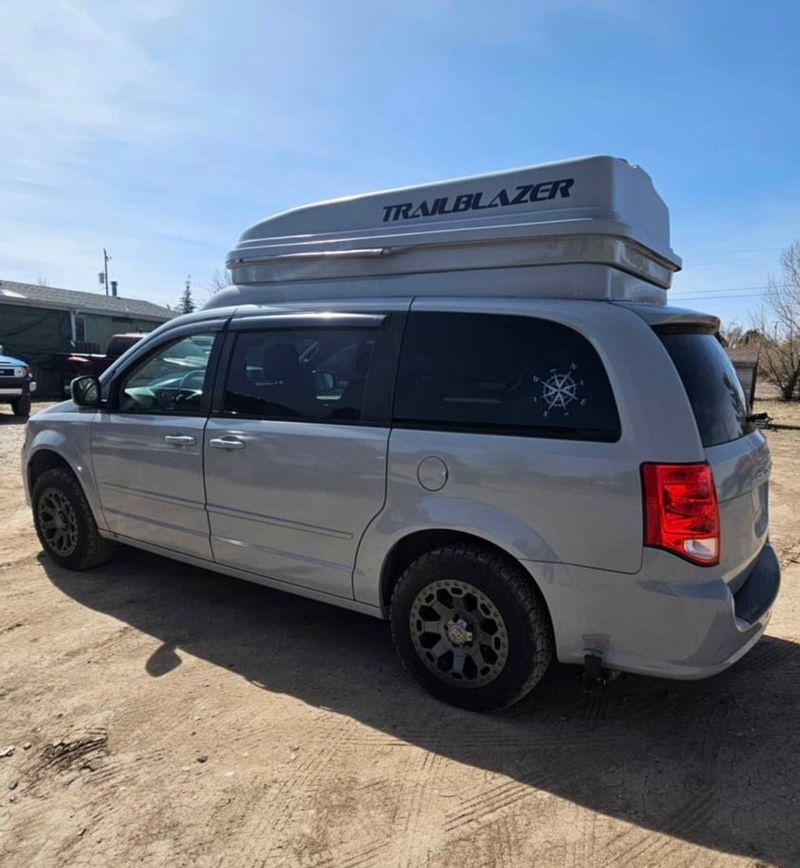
[1,402,799,867]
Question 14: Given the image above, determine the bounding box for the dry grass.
[754,397,800,427]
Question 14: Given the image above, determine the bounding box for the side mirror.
[71,375,101,407]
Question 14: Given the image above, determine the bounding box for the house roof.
[0,279,173,321]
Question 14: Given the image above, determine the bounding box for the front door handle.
[164,434,196,446]
[209,437,245,450]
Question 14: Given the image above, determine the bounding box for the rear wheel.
[390,544,553,712]
[32,467,116,570]
[11,395,31,417]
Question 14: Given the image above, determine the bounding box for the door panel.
[91,329,221,560]
[204,420,389,596]
[92,415,212,558]
[203,316,400,597]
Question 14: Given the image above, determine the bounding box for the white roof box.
[222,156,681,306]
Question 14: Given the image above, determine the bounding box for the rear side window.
[222,328,377,422]
[394,312,620,441]
[658,331,755,447]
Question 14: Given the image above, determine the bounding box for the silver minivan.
[22,157,780,711]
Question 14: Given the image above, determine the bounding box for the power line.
[675,285,769,295]
[671,290,769,302]
[671,294,767,302]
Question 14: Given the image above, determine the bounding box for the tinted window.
[117,333,215,415]
[394,313,620,440]
[223,328,376,422]
[659,331,755,447]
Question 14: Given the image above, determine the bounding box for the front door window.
[117,334,216,414]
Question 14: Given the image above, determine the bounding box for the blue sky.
[1,0,797,324]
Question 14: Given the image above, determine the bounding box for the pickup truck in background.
[67,333,147,380]
[0,345,36,417]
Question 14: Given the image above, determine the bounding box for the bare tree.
[719,320,744,348]
[720,320,763,349]
[203,269,231,300]
[754,242,800,400]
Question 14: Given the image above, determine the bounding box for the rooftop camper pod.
[208,156,681,310]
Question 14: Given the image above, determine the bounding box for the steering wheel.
[178,369,205,390]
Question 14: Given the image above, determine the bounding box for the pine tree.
[178,275,195,314]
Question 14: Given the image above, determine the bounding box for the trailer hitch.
[583,653,619,694]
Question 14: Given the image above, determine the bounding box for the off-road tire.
[11,395,31,417]
[32,467,116,570]
[390,544,553,712]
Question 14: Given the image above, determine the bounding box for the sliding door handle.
[209,437,245,450]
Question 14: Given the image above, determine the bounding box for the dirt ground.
[1,403,799,868]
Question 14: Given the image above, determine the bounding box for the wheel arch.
[378,528,549,617]
[26,445,106,531]
[27,448,75,492]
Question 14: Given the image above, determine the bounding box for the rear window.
[394,312,620,441]
[658,331,755,447]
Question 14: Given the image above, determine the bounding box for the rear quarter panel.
[354,299,705,608]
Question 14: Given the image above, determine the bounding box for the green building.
[0,279,173,396]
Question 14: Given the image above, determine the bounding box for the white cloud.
[0,0,200,174]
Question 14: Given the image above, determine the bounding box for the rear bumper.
[525,542,781,680]
[733,543,780,626]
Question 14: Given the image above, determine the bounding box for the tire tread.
[390,543,553,711]
[32,467,116,570]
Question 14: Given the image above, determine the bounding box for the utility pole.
[103,248,111,297]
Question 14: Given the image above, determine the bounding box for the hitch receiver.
[583,653,617,693]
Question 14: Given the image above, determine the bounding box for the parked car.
[67,333,147,380]
[0,344,36,416]
[22,157,780,711]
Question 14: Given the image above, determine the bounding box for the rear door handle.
[164,434,196,446]
[209,437,245,450]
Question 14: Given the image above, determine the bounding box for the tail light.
[641,462,720,566]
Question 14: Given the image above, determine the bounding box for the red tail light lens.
[641,462,720,566]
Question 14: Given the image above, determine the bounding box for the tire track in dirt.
[442,728,632,836]
[335,838,395,868]
[602,790,716,867]
[561,801,601,868]
[220,717,360,867]
[55,624,143,664]
[444,764,585,836]
[25,730,109,787]
[435,806,530,868]
[736,636,800,672]
[81,746,169,789]
[394,747,446,868]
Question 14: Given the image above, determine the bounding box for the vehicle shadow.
[0,412,28,425]
[42,547,800,866]
[0,401,54,424]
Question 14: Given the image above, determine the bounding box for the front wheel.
[390,545,553,712]
[32,467,116,570]
[11,395,31,417]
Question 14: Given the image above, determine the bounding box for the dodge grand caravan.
[22,157,780,711]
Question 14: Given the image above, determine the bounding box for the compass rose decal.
[532,363,586,417]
